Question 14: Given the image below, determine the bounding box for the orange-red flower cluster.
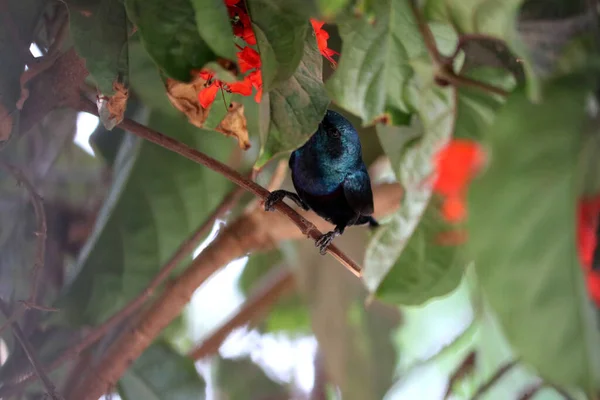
[578,196,600,305]
[198,0,263,108]
[227,0,257,45]
[433,139,486,223]
[310,19,339,67]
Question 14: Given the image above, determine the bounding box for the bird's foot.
[264,190,287,212]
[264,190,310,211]
[315,230,339,255]
[368,216,379,229]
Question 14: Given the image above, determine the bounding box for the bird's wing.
[343,169,374,216]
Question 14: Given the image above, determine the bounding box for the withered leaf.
[216,102,250,150]
[165,75,209,128]
[97,81,128,130]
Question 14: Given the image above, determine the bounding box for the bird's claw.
[315,231,337,255]
[264,190,285,212]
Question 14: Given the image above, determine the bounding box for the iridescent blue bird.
[264,110,379,254]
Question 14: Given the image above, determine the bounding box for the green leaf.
[69,0,130,95]
[421,0,541,99]
[125,0,217,81]
[468,75,600,391]
[118,341,205,400]
[0,0,45,141]
[240,251,311,334]
[289,229,401,400]
[326,0,457,125]
[316,0,351,19]
[255,30,330,167]
[247,0,311,91]
[363,66,510,303]
[215,356,288,400]
[190,0,236,60]
[55,112,234,325]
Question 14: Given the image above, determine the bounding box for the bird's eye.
[329,129,341,139]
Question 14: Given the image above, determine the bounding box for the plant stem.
[188,266,294,360]
[78,98,362,277]
[0,300,64,400]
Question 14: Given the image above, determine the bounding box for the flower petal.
[237,46,261,73]
[198,83,219,108]
[227,78,253,96]
[433,139,485,197]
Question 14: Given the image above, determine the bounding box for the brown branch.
[0,161,47,304]
[409,2,509,98]
[188,266,295,360]
[65,182,400,400]
[469,359,519,400]
[0,300,64,400]
[444,351,477,399]
[78,98,363,277]
[0,184,245,397]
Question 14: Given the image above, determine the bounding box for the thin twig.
[469,359,519,400]
[444,351,477,399]
[0,184,245,396]
[78,98,362,277]
[0,300,64,400]
[409,2,509,98]
[188,266,294,360]
[0,161,47,304]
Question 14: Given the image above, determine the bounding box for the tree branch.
[0,161,47,303]
[65,182,400,400]
[0,184,245,397]
[0,300,64,400]
[409,2,509,97]
[78,98,363,277]
[188,266,295,360]
[469,359,519,400]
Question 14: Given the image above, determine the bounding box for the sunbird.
[265,110,379,254]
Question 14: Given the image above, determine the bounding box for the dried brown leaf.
[165,75,209,128]
[216,102,250,150]
[97,81,128,130]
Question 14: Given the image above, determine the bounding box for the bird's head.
[308,110,362,162]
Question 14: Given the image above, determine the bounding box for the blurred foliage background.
[0,0,599,399]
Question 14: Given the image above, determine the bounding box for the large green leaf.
[246,0,311,91]
[215,356,288,400]
[326,0,457,125]
[254,30,330,167]
[125,0,217,82]
[118,341,205,400]
[468,75,600,391]
[421,0,541,98]
[289,228,401,400]
[69,0,130,95]
[363,67,511,303]
[55,111,234,325]
[0,0,45,141]
[191,0,236,61]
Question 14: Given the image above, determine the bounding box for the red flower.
[224,0,239,5]
[247,69,262,102]
[237,46,261,73]
[577,196,600,305]
[229,5,256,45]
[433,139,485,222]
[310,19,339,67]
[225,78,253,96]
